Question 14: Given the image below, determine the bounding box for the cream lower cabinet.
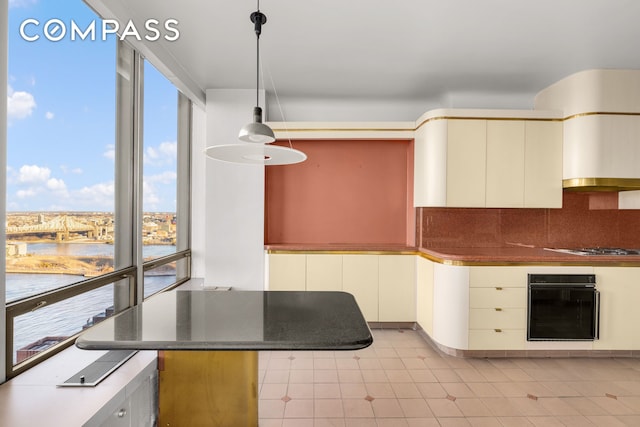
[342,255,379,321]
[268,254,306,291]
[267,253,415,322]
[468,267,527,350]
[592,267,640,350]
[379,255,416,322]
[416,256,434,336]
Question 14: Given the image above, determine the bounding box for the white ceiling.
[88,0,640,120]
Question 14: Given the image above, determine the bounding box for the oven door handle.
[594,289,600,340]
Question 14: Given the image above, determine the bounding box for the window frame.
[2,34,192,380]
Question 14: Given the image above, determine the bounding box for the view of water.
[6,243,177,364]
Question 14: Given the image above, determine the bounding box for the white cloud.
[45,111,54,120]
[145,141,177,165]
[103,145,115,161]
[46,177,67,192]
[7,85,37,121]
[146,171,177,184]
[16,188,37,199]
[60,165,83,175]
[73,182,115,209]
[18,164,51,183]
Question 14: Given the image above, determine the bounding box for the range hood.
[535,70,640,192]
[563,178,640,192]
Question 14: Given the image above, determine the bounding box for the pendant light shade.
[238,106,275,143]
[204,2,306,166]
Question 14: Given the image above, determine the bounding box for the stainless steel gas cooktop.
[545,247,640,256]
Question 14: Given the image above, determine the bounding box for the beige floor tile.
[480,397,523,416]
[416,382,448,399]
[616,415,640,426]
[537,397,580,416]
[259,419,283,427]
[506,397,549,416]
[314,370,339,383]
[315,399,345,418]
[269,358,292,370]
[338,370,364,383]
[366,382,396,398]
[314,418,346,427]
[375,418,409,427]
[501,368,535,382]
[291,358,315,370]
[358,359,383,370]
[442,382,475,398]
[371,398,405,418]
[555,415,598,426]
[315,359,338,370]
[453,397,493,417]
[314,351,336,359]
[400,358,428,370]
[588,396,637,415]
[561,396,609,416]
[497,416,535,426]
[343,418,377,426]
[390,383,421,399]
[340,383,367,399]
[406,418,440,427]
[374,348,400,358]
[265,369,291,384]
[432,368,463,383]
[261,383,288,399]
[466,382,502,398]
[526,416,565,426]
[336,358,360,370]
[617,396,640,412]
[260,399,286,419]
[380,358,407,370]
[385,370,413,383]
[315,383,342,399]
[408,369,437,383]
[436,418,472,426]
[425,398,464,417]
[464,416,502,426]
[585,415,627,426]
[288,383,314,399]
[398,398,433,418]
[284,399,314,418]
[290,370,314,384]
[453,368,486,383]
[361,369,388,382]
[283,419,314,427]
[342,398,374,418]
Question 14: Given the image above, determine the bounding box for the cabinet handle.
[494,329,502,333]
[117,409,127,418]
[495,308,502,311]
[495,287,503,290]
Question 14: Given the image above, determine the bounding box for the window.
[3,1,192,378]
[142,61,178,299]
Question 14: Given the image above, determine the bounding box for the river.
[6,242,177,364]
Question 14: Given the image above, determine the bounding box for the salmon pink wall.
[265,139,414,245]
[417,192,640,249]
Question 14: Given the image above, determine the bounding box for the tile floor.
[257,329,640,426]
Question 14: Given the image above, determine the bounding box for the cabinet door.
[593,267,640,350]
[524,121,563,208]
[342,255,379,321]
[446,119,487,207]
[379,255,416,322]
[416,256,434,334]
[306,254,342,291]
[268,254,306,291]
[486,120,525,207]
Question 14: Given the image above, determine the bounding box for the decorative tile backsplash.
[417,192,640,249]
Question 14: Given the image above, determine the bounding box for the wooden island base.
[158,351,258,426]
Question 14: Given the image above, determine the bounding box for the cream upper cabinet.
[446,119,487,207]
[414,110,562,208]
[524,121,563,208]
[486,120,525,207]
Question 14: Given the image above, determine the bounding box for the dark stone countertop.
[76,290,373,351]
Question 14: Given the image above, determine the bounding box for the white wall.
[1,0,7,384]
[202,89,266,290]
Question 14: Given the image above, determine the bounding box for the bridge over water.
[6,215,100,241]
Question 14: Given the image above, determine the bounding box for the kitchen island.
[76,290,373,426]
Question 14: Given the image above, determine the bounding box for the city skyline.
[7,0,178,213]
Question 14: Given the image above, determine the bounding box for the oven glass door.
[528,285,599,340]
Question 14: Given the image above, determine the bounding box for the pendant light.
[205,1,306,165]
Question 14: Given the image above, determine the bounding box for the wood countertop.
[266,244,640,266]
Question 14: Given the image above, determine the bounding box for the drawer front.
[469,287,526,308]
[469,308,526,329]
[468,329,525,350]
[469,267,528,288]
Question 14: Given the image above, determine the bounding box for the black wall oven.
[527,274,600,341]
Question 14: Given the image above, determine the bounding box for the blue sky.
[7,0,178,213]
